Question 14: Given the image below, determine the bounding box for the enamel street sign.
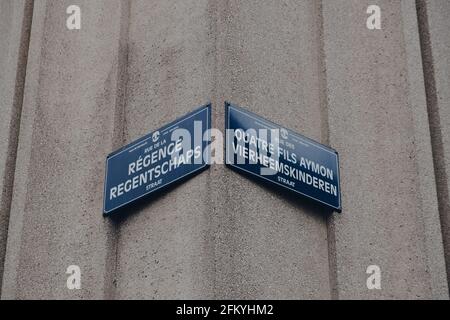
[104,104,211,215]
[225,102,341,212]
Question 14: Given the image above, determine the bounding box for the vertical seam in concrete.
[104,0,131,300]
[400,0,448,298]
[118,0,131,148]
[416,0,450,292]
[113,0,131,150]
[0,0,34,296]
[1,0,47,299]
[317,0,338,300]
[207,0,220,300]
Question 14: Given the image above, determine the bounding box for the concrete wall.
[323,0,447,299]
[0,0,33,296]
[417,0,450,293]
[0,0,449,299]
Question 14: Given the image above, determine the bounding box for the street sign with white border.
[225,102,341,212]
[103,104,211,215]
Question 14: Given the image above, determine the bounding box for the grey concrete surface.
[323,0,448,299]
[417,0,450,289]
[0,0,33,296]
[210,0,332,299]
[113,0,216,299]
[1,0,125,299]
[0,0,449,300]
[115,1,331,299]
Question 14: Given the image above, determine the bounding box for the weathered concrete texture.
[1,0,449,300]
[323,0,448,299]
[211,0,332,299]
[417,0,450,289]
[114,0,331,300]
[0,0,33,295]
[113,0,216,299]
[1,0,125,299]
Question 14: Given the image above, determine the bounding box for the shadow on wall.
[107,161,335,225]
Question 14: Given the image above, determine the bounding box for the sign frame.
[225,102,342,212]
[103,104,211,216]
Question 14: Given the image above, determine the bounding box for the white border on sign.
[226,105,341,211]
[103,106,210,214]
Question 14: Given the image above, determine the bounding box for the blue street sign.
[103,104,211,215]
[225,102,341,212]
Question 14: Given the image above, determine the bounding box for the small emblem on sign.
[152,131,160,143]
[280,128,289,140]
